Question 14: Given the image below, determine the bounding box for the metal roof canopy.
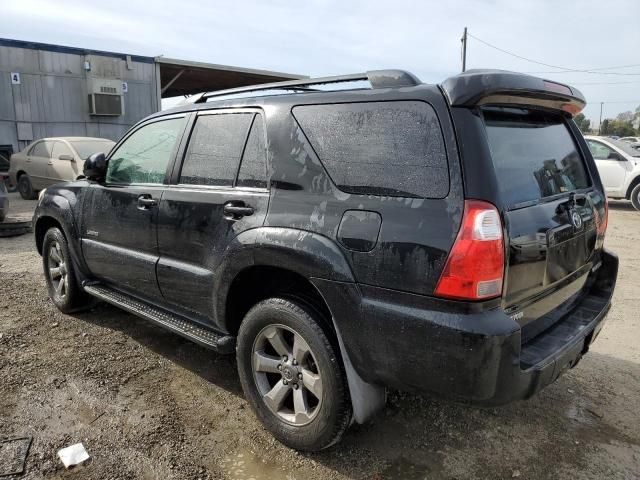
[155,57,305,98]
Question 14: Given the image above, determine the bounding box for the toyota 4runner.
[33,69,618,451]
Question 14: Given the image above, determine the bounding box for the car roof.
[38,137,115,142]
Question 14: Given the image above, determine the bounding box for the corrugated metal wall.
[0,44,158,154]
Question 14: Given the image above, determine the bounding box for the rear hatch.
[481,106,606,340]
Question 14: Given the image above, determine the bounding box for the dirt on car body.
[0,194,639,478]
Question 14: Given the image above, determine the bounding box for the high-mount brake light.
[434,200,505,301]
[543,80,572,96]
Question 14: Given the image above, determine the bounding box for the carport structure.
[155,57,305,101]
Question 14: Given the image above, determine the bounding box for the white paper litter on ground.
[57,443,90,468]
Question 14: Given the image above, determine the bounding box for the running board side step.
[83,283,235,354]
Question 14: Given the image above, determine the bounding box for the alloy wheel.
[252,324,323,426]
[48,240,68,300]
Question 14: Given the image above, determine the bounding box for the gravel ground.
[1,191,639,479]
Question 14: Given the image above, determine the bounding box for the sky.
[3,0,639,125]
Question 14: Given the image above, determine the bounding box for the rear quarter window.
[292,101,449,198]
[482,107,590,206]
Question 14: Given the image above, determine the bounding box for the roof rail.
[186,69,421,104]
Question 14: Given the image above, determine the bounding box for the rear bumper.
[313,249,618,406]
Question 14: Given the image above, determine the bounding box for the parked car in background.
[585,136,640,210]
[619,136,640,150]
[34,69,618,451]
[9,137,115,199]
[0,152,12,190]
[0,177,8,222]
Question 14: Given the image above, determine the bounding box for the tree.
[574,113,591,133]
[600,118,635,137]
[616,111,634,122]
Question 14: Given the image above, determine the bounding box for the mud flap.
[333,322,386,424]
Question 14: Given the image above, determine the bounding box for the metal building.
[0,38,303,161]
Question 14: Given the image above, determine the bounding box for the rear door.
[26,141,52,188]
[156,109,269,323]
[481,107,605,337]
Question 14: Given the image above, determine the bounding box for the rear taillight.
[596,198,608,237]
[434,200,505,300]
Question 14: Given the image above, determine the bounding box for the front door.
[157,110,269,323]
[81,115,188,301]
[48,141,80,184]
[587,139,629,196]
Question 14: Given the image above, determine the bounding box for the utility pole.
[598,102,604,135]
[461,27,467,72]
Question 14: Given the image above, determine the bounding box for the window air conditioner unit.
[88,78,124,116]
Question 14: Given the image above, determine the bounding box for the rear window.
[292,101,449,198]
[483,107,590,206]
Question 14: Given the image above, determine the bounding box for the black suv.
[34,69,618,451]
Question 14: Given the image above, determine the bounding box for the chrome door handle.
[223,202,254,219]
[137,195,158,210]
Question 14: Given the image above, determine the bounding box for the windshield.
[71,140,115,160]
[483,107,591,206]
[608,138,640,157]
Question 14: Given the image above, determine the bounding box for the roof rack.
[186,69,421,104]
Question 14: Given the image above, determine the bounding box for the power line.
[589,100,640,104]
[467,33,640,76]
[570,80,640,86]
[526,63,640,74]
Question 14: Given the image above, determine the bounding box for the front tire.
[18,174,37,200]
[631,183,640,211]
[42,227,91,313]
[236,298,352,451]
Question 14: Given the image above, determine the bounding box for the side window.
[29,141,51,158]
[51,142,73,160]
[292,101,449,198]
[237,114,268,189]
[180,113,253,186]
[106,117,185,184]
[587,140,615,160]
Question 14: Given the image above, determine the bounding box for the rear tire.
[42,227,92,313]
[631,183,640,211]
[18,174,37,200]
[236,297,352,451]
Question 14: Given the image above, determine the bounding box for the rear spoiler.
[440,69,586,117]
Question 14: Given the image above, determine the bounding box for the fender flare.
[214,227,386,423]
[213,226,356,324]
[34,190,91,282]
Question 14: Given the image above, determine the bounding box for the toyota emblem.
[571,211,583,230]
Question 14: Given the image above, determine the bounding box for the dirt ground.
[1,191,639,480]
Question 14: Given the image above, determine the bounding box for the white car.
[585,136,640,210]
[619,136,640,150]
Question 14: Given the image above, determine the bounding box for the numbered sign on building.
[11,72,20,84]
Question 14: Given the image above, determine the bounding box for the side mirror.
[83,152,108,181]
[608,151,624,161]
[58,154,75,161]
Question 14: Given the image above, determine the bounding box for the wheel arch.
[34,215,64,255]
[219,227,385,424]
[625,175,640,200]
[33,187,91,286]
